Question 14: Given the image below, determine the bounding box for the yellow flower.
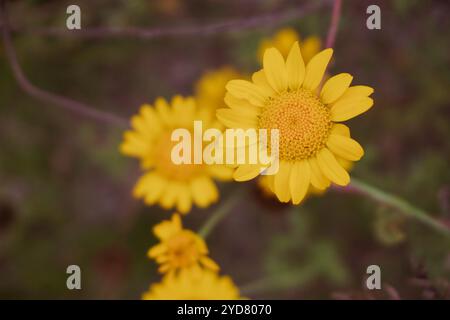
[142,268,241,300]
[217,42,374,205]
[120,96,233,213]
[195,66,241,114]
[148,213,219,274]
[257,27,321,64]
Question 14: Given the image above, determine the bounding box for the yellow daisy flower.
[142,268,241,300]
[257,27,321,64]
[257,28,322,199]
[195,66,241,114]
[120,96,233,213]
[217,42,374,205]
[147,213,219,274]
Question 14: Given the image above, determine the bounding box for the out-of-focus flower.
[120,96,232,213]
[217,42,374,204]
[195,66,241,115]
[142,267,241,300]
[257,28,321,64]
[148,213,219,274]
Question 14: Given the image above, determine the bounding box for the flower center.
[166,231,200,267]
[258,88,332,161]
[153,132,202,181]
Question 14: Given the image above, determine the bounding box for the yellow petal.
[190,177,218,208]
[326,134,364,161]
[339,85,374,100]
[155,255,170,265]
[263,48,288,92]
[120,131,150,157]
[176,184,192,214]
[274,161,292,202]
[286,42,305,90]
[154,97,173,126]
[133,172,166,202]
[251,70,276,96]
[195,237,208,254]
[158,263,171,274]
[330,123,350,137]
[330,97,374,121]
[153,213,182,240]
[171,213,182,228]
[307,157,330,190]
[200,256,220,272]
[226,80,267,106]
[233,164,261,181]
[147,243,166,258]
[289,160,311,204]
[320,73,353,104]
[224,92,261,111]
[131,114,153,139]
[172,96,195,127]
[216,108,258,129]
[303,48,333,91]
[206,164,234,181]
[336,156,354,171]
[160,182,181,209]
[316,148,350,186]
[140,105,163,134]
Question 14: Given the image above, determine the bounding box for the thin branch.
[325,0,342,48]
[198,187,247,239]
[0,1,128,127]
[335,177,450,237]
[11,1,330,40]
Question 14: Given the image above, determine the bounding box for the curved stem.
[0,0,128,127]
[198,187,247,239]
[325,0,342,48]
[347,177,449,236]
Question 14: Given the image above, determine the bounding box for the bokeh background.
[0,0,449,299]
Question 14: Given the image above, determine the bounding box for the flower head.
[120,96,232,213]
[217,42,374,205]
[257,28,321,63]
[142,267,241,300]
[148,213,219,274]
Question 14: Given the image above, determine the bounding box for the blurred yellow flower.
[142,267,241,300]
[195,66,241,115]
[120,96,232,213]
[217,42,374,205]
[148,213,219,274]
[257,27,321,64]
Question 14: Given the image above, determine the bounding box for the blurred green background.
[0,0,449,299]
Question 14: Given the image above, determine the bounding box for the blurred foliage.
[0,0,449,299]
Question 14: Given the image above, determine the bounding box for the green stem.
[198,187,247,239]
[349,177,449,236]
